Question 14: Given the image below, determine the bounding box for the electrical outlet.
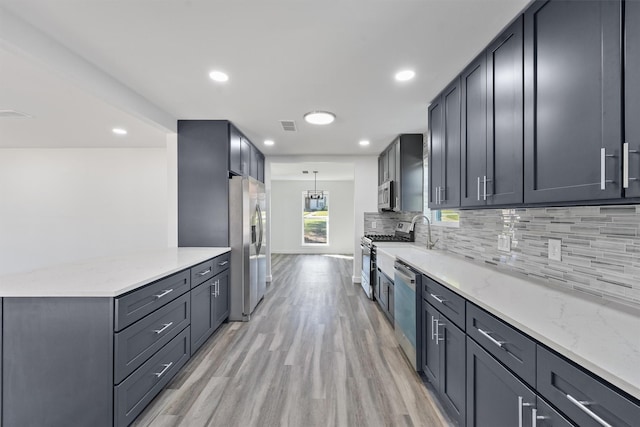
[548,238,562,261]
[371,221,377,229]
[498,234,511,252]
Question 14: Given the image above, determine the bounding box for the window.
[434,209,460,223]
[302,192,329,245]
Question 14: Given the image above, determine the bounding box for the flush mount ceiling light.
[304,111,335,125]
[395,69,415,82]
[359,140,370,146]
[264,139,275,146]
[112,128,127,135]
[209,70,229,82]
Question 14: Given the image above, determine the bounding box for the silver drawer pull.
[197,268,211,276]
[218,260,229,266]
[518,396,533,427]
[154,289,174,299]
[532,408,548,427]
[152,322,174,334]
[153,362,173,378]
[566,394,612,427]
[477,328,505,348]
[429,293,447,304]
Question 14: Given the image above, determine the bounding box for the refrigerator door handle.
[257,204,264,253]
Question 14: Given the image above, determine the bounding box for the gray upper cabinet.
[178,120,230,247]
[524,0,622,204]
[378,134,423,212]
[429,79,461,209]
[229,124,242,176]
[625,2,640,198]
[487,16,524,206]
[460,54,488,207]
[240,137,251,177]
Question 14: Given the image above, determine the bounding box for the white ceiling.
[0,0,530,155]
[271,162,355,181]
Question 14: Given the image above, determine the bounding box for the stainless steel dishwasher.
[394,260,421,370]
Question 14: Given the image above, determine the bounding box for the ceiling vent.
[0,110,32,119]
[279,120,297,132]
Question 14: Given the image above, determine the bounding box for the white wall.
[270,180,354,254]
[0,148,169,275]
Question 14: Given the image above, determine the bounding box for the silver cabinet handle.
[429,293,447,305]
[434,318,440,345]
[152,322,174,334]
[440,187,445,204]
[566,394,613,427]
[154,289,174,299]
[483,176,492,200]
[624,142,639,188]
[431,315,436,341]
[153,362,173,378]
[436,186,440,205]
[197,268,211,277]
[532,408,548,427]
[600,148,615,190]
[477,328,505,348]
[518,396,533,427]
[218,260,229,266]
[477,176,481,201]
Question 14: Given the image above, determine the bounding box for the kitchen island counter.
[0,247,230,297]
[376,244,640,401]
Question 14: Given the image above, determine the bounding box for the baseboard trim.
[352,275,361,284]
[266,274,273,283]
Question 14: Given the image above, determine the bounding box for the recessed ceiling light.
[395,69,415,82]
[304,111,336,125]
[209,70,229,82]
[264,139,275,146]
[112,128,127,135]
[359,140,370,146]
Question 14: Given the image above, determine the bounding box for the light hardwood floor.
[132,254,450,427]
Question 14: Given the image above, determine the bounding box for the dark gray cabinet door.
[534,397,574,427]
[439,319,466,425]
[213,270,230,330]
[387,141,397,184]
[442,79,461,208]
[229,124,242,175]
[461,54,488,207]
[524,0,622,203]
[257,151,265,183]
[241,137,251,176]
[178,120,230,247]
[466,338,536,427]
[428,95,444,209]
[422,302,440,387]
[190,279,215,354]
[487,15,524,205]
[626,1,640,198]
[378,155,385,185]
[250,144,259,180]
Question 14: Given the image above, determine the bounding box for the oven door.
[360,244,373,299]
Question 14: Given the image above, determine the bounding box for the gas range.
[361,221,414,248]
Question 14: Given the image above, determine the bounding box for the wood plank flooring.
[132,254,450,427]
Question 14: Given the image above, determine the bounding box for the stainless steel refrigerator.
[229,175,266,321]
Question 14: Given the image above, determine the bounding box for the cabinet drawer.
[114,327,191,427]
[212,252,230,276]
[466,302,536,387]
[191,259,214,288]
[115,270,190,332]
[423,275,465,330]
[537,346,640,427]
[114,293,190,384]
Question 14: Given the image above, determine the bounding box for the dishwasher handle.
[394,262,417,284]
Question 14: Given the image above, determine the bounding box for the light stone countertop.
[374,242,640,401]
[0,247,230,297]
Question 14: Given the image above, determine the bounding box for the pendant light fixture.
[305,171,325,200]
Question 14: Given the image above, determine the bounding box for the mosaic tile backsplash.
[365,205,640,307]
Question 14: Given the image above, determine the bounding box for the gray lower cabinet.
[191,265,230,355]
[376,269,394,322]
[115,327,191,427]
[466,338,536,427]
[422,301,465,425]
[2,254,230,427]
[626,1,640,198]
[537,346,640,427]
[524,0,622,203]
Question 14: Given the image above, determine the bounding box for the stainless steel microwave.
[378,180,394,211]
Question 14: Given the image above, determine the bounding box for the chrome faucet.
[410,214,438,250]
